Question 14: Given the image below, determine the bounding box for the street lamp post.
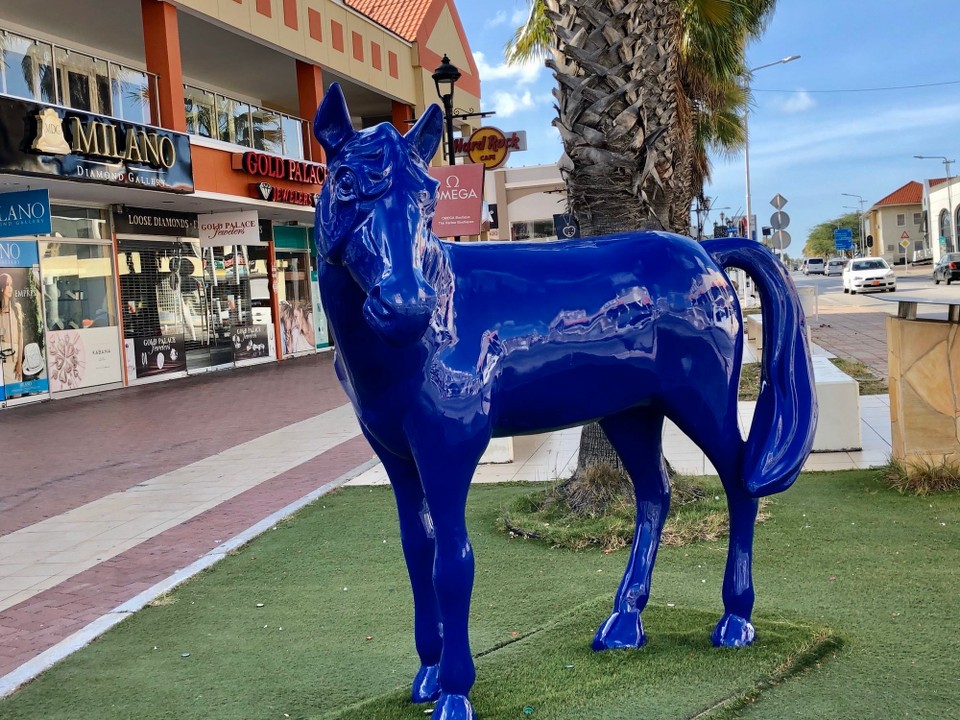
[841,192,867,256]
[432,54,461,168]
[743,55,800,245]
[914,155,956,254]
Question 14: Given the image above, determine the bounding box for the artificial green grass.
[328,600,837,720]
[1,472,959,720]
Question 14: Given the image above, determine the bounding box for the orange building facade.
[0,0,479,407]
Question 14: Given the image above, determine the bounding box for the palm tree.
[507,0,775,234]
[506,0,776,478]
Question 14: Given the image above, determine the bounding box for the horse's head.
[313,83,444,348]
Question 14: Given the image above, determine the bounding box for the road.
[787,263,957,379]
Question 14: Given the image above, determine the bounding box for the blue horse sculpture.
[313,83,817,720]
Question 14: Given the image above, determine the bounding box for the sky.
[453,0,960,252]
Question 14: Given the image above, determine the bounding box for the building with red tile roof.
[866,181,927,263]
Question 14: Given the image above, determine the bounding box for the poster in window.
[231,324,270,362]
[0,252,49,401]
[47,326,123,392]
[132,334,186,378]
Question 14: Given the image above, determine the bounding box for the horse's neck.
[420,231,454,298]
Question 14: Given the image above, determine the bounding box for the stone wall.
[887,316,960,463]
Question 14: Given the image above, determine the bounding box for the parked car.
[933,253,960,284]
[842,257,896,294]
[825,258,846,276]
[803,258,825,275]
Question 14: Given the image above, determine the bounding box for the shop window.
[275,249,315,356]
[0,31,55,103]
[940,209,954,252]
[185,85,215,138]
[251,107,282,154]
[217,96,251,146]
[183,83,305,159]
[510,219,557,241]
[110,64,152,124]
[55,47,111,115]
[281,114,304,159]
[40,242,117,332]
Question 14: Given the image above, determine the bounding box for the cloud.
[511,8,530,25]
[776,90,816,114]
[488,10,508,27]
[490,90,536,117]
[474,50,544,85]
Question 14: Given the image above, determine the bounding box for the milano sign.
[0,97,193,193]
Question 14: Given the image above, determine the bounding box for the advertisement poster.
[279,299,316,357]
[428,164,484,238]
[0,189,51,238]
[1,242,49,402]
[231,324,270,362]
[132,334,187,379]
[311,270,330,349]
[47,327,123,393]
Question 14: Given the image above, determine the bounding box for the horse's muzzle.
[363,281,438,347]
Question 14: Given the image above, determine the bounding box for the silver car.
[825,258,846,276]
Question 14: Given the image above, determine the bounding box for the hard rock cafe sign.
[454,127,527,170]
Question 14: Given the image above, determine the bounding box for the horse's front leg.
[362,429,442,703]
[592,409,669,650]
[411,429,488,720]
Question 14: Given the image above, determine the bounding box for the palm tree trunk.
[545,0,684,479]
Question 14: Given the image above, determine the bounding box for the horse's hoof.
[592,610,646,650]
[712,613,756,647]
[412,664,441,703]
[431,692,477,720]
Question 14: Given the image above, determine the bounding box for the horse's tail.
[702,239,818,497]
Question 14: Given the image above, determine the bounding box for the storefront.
[273,225,327,357]
[115,207,275,384]
[0,191,125,407]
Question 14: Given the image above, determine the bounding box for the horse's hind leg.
[672,406,759,647]
[363,430,442,703]
[593,408,669,650]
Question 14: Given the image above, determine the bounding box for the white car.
[825,258,846,276]
[842,258,896,294]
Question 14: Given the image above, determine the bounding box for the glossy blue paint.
[313,83,818,720]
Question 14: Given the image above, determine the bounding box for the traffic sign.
[771,229,792,250]
[834,228,853,251]
[770,211,790,230]
[899,239,910,249]
[770,194,788,210]
[900,231,910,240]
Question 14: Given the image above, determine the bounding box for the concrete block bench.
[810,355,861,452]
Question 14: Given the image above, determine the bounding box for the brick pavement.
[0,353,376,684]
[809,304,892,379]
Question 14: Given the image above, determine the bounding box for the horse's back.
[442,231,743,435]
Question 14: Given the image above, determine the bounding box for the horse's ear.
[313,83,355,157]
[405,104,444,163]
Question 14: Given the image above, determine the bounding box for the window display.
[118,238,273,379]
[38,206,123,394]
[0,240,49,404]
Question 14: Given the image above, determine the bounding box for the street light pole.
[743,55,800,244]
[432,53,461,241]
[841,192,867,256]
[914,155,956,254]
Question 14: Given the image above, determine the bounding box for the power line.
[753,79,960,94]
